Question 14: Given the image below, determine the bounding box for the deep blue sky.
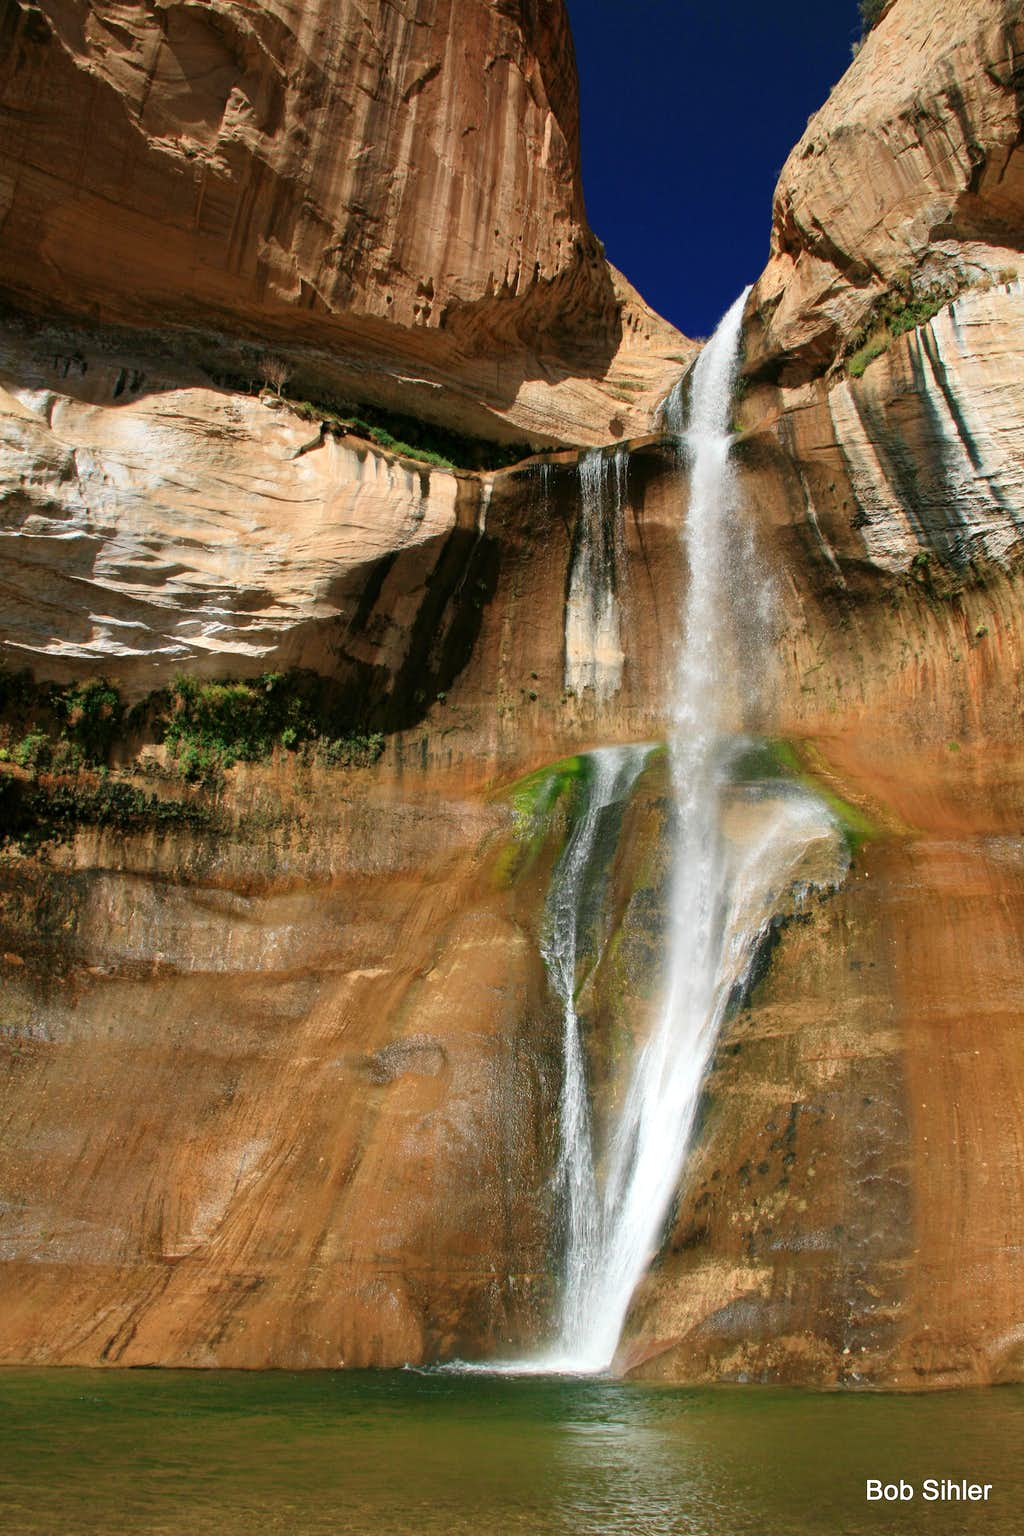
[564,0,864,338]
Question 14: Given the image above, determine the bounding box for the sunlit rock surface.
[0,782,558,1367]
[2,0,1024,1386]
[0,326,471,692]
[746,0,1024,384]
[0,0,693,447]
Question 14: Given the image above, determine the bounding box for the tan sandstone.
[746,0,1024,384]
[0,0,693,447]
[2,0,1024,1388]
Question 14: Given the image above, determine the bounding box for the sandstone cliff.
[2,0,1024,1390]
[615,0,1024,1388]
[0,323,477,695]
[747,0,1024,384]
[0,0,693,447]
[0,775,560,1368]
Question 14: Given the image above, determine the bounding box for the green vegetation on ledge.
[763,738,879,853]
[285,399,458,469]
[726,736,878,853]
[161,673,383,781]
[0,774,214,854]
[213,358,534,472]
[0,668,387,849]
[845,276,967,378]
[0,674,124,774]
[492,754,589,888]
[0,668,385,787]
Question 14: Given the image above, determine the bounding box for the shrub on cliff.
[160,672,384,781]
[0,773,213,853]
[163,675,281,772]
[0,672,123,771]
[845,276,965,377]
[0,667,385,789]
[52,679,123,760]
[859,0,888,33]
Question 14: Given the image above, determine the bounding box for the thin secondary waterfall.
[541,744,651,1360]
[536,290,845,1373]
[564,447,629,701]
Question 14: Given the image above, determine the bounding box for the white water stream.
[564,447,629,701]
[447,292,845,1382]
[540,744,652,1361]
[532,290,845,1373]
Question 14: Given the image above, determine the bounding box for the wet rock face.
[0,0,692,446]
[598,248,1024,1387]
[620,833,1024,1390]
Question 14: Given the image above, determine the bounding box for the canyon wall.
[0,0,693,447]
[746,0,1024,386]
[617,0,1024,1387]
[0,783,558,1368]
[1,0,1024,1385]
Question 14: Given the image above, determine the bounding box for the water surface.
[1,1370,1021,1535]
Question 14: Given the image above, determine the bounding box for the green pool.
[0,1369,1020,1534]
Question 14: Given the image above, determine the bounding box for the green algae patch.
[507,755,587,826]
[492,743,663,893]
[727,737,797,785]
[491,755,588,889]
[728,735,878,852]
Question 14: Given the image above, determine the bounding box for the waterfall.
[540,744,651,1360]
[536,290,846,1374]
[564,447,629,701]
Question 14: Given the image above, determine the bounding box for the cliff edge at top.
[746,0,1024,384]
[0,0,693,448]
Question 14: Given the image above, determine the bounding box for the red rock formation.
[0,779,560,1368]
[0,0,692,446]
[2,0,1024,1388]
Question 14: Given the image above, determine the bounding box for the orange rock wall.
[0,781,561,1367]
[0,0,692,445]
[2,0,1024,1386]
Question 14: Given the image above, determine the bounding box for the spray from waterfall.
[533,289,846,1374]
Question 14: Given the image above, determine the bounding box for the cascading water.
[564,447,629,701]
[535,290,846,1373]
[540,744,651,1361]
